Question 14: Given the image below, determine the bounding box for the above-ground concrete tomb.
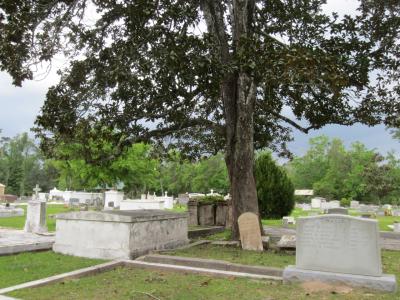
[53,210,188,260]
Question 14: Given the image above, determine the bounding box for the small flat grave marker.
[238,212,263,251]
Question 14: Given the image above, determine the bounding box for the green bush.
[191,195,225,204]
[255,152,295,218]
[340,197,351,207]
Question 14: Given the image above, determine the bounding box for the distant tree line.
[0,131,57,196]
[3,130,399,207]
[286,135,400,205]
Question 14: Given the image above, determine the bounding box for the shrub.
[191,195,225,204]
[255,152,295,218]
[340,197,351,207]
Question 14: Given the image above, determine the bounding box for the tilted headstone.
[238,212,263,251]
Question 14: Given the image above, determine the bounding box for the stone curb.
[0,242,54,256]
[124,260,283,281]
[188,226,226,239]
[0,260,124,295]
[140,254,283,277]
[0,295,20,300]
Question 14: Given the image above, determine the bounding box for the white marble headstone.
[296,214,381,276]
[24,201,48,233]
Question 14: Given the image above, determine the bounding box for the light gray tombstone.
[282,216,295,227]
[238,212,263,251]
[392,210,400,217]
[394,223,400,233]
[350,200,360,208]
[24,201,47,233]
[326,207,348,215]
[283,215,397,292]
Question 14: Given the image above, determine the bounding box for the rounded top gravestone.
[238,212,263,251]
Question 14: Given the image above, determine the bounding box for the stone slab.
[0,228,54,256]
[188,226,225,239]
[296,215,381,276]
[283,266,397,293]
[125,260,282,281]
[56,210,187,223]
[140,254,283,277]
[120,199,165,210]
[0,208,24,218]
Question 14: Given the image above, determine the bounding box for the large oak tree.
[1,0,399,235]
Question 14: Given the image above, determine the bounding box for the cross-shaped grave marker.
[33,184,41,201]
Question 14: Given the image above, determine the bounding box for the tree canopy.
[0,1,398,157]
[1,0,399,235]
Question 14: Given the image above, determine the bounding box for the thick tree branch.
[270,112,316,134]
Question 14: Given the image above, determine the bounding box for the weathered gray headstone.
[326,207,348,215]
[198,203,215,226]
[350,200,360,208]
[238,212,263,251]
[283,214,397,292]
[24,201,47,233]
[187,200,198,226]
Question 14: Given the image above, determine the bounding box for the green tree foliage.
[255,152,294,218]
[1,1,399,234]
[287,136,400,204]
[0,132,57,196]
[160,152,229,195]
[50,142,159,195]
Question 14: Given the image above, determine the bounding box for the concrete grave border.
[0,255,283,297]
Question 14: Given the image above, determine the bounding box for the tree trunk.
[223,73,259,239]
[200,0,259,238]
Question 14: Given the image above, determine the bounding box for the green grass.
[262,208,400,231]
[0,204,76,232]
[165,244,295,268]
[169,204,188,213]
[9,249,400,299]
[0,251,104,289]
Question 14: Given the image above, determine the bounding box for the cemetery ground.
[0,251,103,288]
[1,207,400,299]
[3,244,400,300]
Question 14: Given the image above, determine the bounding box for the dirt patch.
[301,281,353,294]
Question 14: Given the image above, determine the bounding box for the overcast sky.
[0,0,398,157]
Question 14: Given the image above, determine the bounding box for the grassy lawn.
[262,208,400,231]
[9,248,400,299]
[0,204,76,232]
[170,204,188,213]
[165,244,295,268]
[0,251,104,289]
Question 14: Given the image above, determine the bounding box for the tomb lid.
[0,183,5,187]
[56,210,187,223]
